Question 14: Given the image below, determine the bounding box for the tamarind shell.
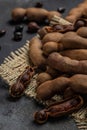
[34,95,83,124]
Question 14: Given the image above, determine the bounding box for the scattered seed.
[34,2,43,8]
[13,32,23,41]
[28,22,40,33]
[57,7,65,13]
[0,30,6,37]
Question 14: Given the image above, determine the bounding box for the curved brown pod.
[34,95,83,124]
[9,66,35,98]
[47,52,87,74]
[29,36,46,67]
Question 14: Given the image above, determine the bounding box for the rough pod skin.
[36,77,69,100]
[36,74,87,101]
[70,74,87,94]
[77,27,87,38]
[42,32,63,44]
[26,8,48,22]
[38,26,50,39]
[60,49,87,60]
[29,36,46,66]
[11,8,26,21]
[47,52,87,74]
[37,72,52,85]
[43,41,58,56]
[59,32,87,50]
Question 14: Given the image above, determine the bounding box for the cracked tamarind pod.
[9,66,35,98]
[34,95,83,124]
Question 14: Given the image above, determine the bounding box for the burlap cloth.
[0,16,87,130]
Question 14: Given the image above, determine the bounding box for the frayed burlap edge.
[0,16,87,129]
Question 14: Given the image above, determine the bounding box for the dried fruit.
[28,22,40,33]
[57,7,65,13]
[13,32,23,41]
[0,30,6,37]
[34,2,43,8]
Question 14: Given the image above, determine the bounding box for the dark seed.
[28,22,40,33]
[34,2,43,8]
[74,19,86,30]
[13,32,23,41]
[0,30,6,37]
[15,25,24,32]
[57,7,65,13]
[53,24,63,31]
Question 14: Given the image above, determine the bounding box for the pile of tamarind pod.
[29,16,87,123]
[29,17,87,100]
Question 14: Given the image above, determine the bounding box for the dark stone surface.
[0,0,83,130]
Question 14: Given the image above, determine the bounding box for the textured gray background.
[0,0,82,130]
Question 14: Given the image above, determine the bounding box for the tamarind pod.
[26,8,48,22]
[77,27,87,38]
[11,8,26,21]
[29,36,46,66]
[46,66,61,78]
[43,41,58,56]
[47,52,87,74]
[36,77,69,100]
[42,32,63,44]
[70,74,87,94]
[9,66,35,97]
[59,32,87,50]
[34,95,83,124]
[38,26,50,39]
[37,72,52,85]
[63,87,75,99]
[60,49,87,60]
[65,9,83,23]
